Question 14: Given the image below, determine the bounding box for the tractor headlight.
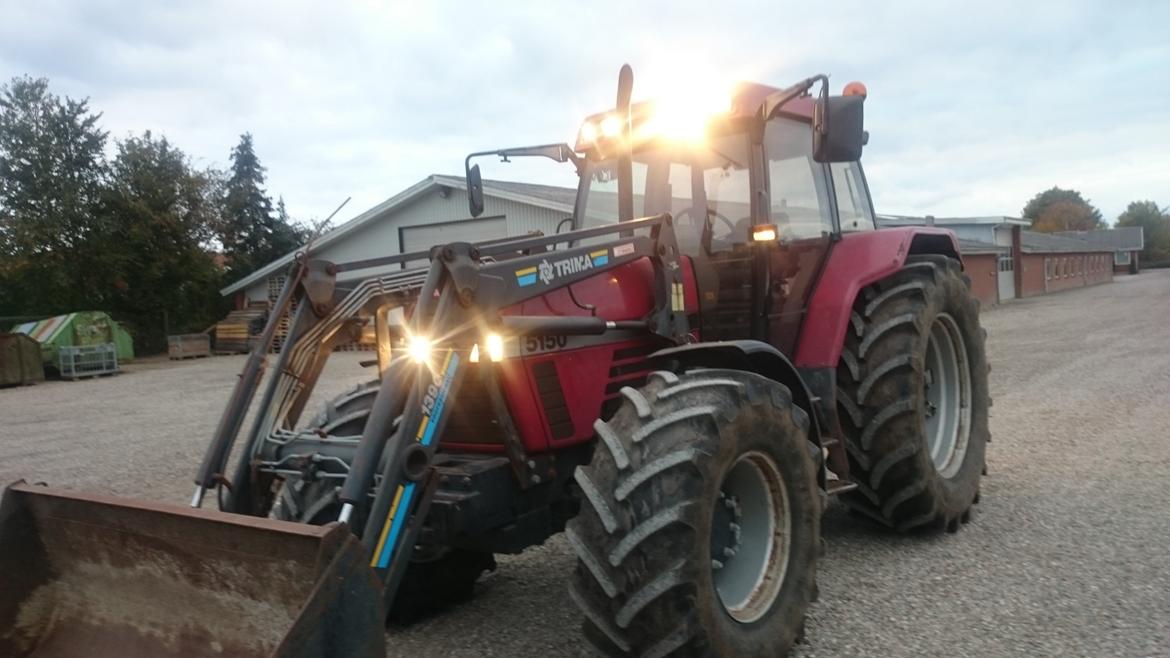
[485,333,505,362]
[407,335,432,364]
[469,333,506,363]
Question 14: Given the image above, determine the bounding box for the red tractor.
[0,66,988,657]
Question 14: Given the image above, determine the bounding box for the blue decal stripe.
[422,354,459,445]
[592,255,609,266]
[375,482,416,569]
[517,274,537,286]
[373,352,460,570]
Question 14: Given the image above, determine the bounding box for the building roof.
[220,175,575,296]
[877,214,1030,227]
[957,238,1009,255]
[1054,227,1144,250]
[1020,230,1115,254]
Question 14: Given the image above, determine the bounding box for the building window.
[1115,250,1131,266]
[998,255,1013,272]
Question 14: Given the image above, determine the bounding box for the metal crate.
[167,333,211,359]
[58,343,119,380]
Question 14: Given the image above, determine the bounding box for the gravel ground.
[2,270,1169,657]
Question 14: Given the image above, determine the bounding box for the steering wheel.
[672,205,737,234]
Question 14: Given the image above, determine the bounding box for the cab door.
[762,117,837,355]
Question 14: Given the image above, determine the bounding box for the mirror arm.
[466,143,583,175]
[761,74,829,120]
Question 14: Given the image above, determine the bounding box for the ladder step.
[826,480,858,496]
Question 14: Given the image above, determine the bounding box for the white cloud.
[1,0,1167,224]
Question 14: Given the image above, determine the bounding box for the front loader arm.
[190,212,689,610]
[339,214,692,602]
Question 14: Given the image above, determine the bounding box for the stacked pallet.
[213,306,267,354]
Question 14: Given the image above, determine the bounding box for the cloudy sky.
[2,0,1166,227]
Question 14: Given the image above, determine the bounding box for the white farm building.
[221,175,577,307]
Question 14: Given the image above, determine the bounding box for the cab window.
[831,161,875,232]
[764,118,833,240]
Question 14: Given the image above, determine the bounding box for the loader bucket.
[0,481,385,658]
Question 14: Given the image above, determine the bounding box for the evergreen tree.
[219,134,306,280]
[221,132,275,279]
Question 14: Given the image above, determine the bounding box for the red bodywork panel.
[441,257,699,455]
[793,227,960,368]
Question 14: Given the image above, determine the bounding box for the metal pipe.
[192,260,303,502]
[338,357,410,510]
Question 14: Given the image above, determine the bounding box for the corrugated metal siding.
[243,186,569,295]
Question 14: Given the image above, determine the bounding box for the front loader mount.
[191,212,690,611]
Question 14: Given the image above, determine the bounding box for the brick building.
[1018,231,1114,297]
[878,215,1118,306]
[1056,227,1145,274]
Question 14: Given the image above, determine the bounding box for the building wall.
[241,189,567,305]
[1021,252,1113,297]
[1113,250,1139,274]
[962,254,999,306]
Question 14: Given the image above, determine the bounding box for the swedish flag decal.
[515,266,538,287]
[590,249,609,267]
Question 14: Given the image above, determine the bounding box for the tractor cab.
[571,80,876,350]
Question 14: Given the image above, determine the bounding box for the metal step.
[825,479,858,496]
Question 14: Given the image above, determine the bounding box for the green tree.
[0,76,108,315]
[220,134,305,280]
[1022,187,1103,232]
[1116,200,1170,264]
[97,131,228,351]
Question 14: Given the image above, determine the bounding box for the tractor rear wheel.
[567,369,820,657]
[837,255,990,532]
[271,381,496,621]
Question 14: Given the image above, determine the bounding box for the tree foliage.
[220,134,307,280]
[1032,200,1101,233]
[98,131,228,350]
[1022,187,1103,232]
[1116,200,1170,264]
[0,76,107,314]
[0,76,307,352]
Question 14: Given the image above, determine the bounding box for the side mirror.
[467,164,485,217]
[813,95,865,163]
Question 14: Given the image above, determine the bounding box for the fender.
[649,340,825,485]
[793,226,962,368]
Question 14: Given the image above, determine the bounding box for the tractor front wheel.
[271,381,495,621]
[567,369,820,657]
[837,255,991,532]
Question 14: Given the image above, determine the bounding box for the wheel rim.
[710,451,790,623]
[923,313,973,478]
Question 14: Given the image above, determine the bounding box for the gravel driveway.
[2,270,1168,657]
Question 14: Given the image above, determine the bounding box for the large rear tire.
[837,255,990,532]
[271,381,496,621]
[567,369,820,657]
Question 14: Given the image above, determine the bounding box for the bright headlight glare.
[407,335,432,363]
[578,121,598,143]
[600,115,623,137]
[485,333,505,362]
[469,344,480,363]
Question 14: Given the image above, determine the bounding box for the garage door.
[400,216,507,267]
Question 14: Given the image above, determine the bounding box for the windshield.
[579,132,753,254]
[578,117,840,252]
